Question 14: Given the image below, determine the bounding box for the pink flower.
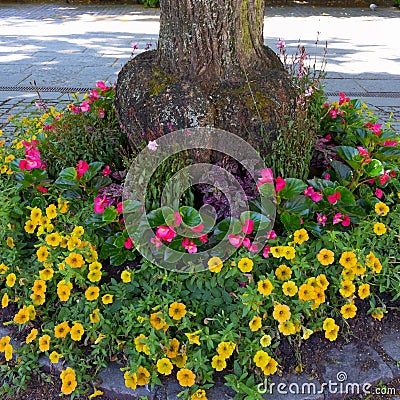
[80,101,90,112]
[390,170,396,178]
[94,195,110,214]
[329,109,337,119]
[263,246,271,258]
[275,177,286,192]
[324,173,331,180]
[96,81,110,92]
[156,226,176,242]
[182,238,197,253]
[228,234,243,248]
[98,108,105,119]
[37,186,48,193]
[357,146,369,157]
[102,165,112,176]
[198,234,208,244]
[124,237,133,249]
[242,219,254,235]
[249,243,259,253]
[310,191,323,202]
[116,202,123,214]
[341,215,350,227]
[89,89,100,101]
[379,171,390,185]
[327,191,341,204]
[191,224,204,233]
[375,188,383,199]
[173,212,182,226]
[257,168,274,188]
[242,238,251,249]
[303,187,314,197]
[317,213,327,226]
[147,140,158,151]
[276,38,286,49]
[382,140,397,147]
[150,237,163,248]
[266,230,277,240]
[76,160,89,179]
[19,140,43,170]
[70,105,81,114]
[365,122,382,136]
[338,92,350,105]
[322,102,330,108]
[333,213,343,225]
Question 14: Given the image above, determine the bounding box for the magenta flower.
[316,213,327,226]
[276,38,286,49]
[173,212,182,226]
[116,202,123,214]
[333,213,343,225]
[102,165,111,176]
[198,234,208,244]
[242,238,251,249]
[94,195,110,214]
[311,191,323,202]
[19,140,43,170]
[150,237,163,248]
[191,224,204,233]
[327,191,341,204]
[365,122,382,136]
[98,108,105,119]
[76,160,89,179]
[80,100,90,112]
[338,92,350,105]
[379,171,390,185]
[263,245,271,258]
[242,219,254,235]
[37,186,48,193]
[96,81,110,92]
[124,237,133,249]
[275,177,286,192]
[228,234,243,248]
[156,226,176,242]
[257,168,274,188]
[89,89,100,101]
[375,188,383,199]
[357,146,369,157]
[342,216,350,227]
[382,140,397,147]
[70,105,81,114]
[182,238,197,253]
[266,230,277,240]
[324,173,331,180]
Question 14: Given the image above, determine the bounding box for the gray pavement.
[0,3,399,132]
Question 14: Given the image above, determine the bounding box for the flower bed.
[0,48,399,400]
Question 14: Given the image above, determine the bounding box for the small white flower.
[147,140,158,151]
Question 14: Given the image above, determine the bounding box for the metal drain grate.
[0,86,92,93]
[325,92,400,98]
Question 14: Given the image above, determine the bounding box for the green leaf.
[333,146,362,169]
[180,206,201,228]
[280,212,301,231]
[278,178,307,200]
[54,178,79,190]
[336,186,356,205]
[284,195,313,214]
[147,207,173,228]
[90,176,112,191]
[363,159,384,177]
[258,183,275,197]
[110,252,127,266]
[81,162,104,182]
[375,147,400,160]
[102,207,118,223]
[58,167,78,181]
[331,160,353,182]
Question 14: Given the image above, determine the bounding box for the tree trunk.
[157,0,278,82]
[115,0,296,161]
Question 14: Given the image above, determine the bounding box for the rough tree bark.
[115,0,295,161]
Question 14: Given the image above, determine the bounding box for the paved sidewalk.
[0,3,399,131]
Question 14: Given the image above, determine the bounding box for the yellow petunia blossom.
[70,323,84,341]
[278,321,296,336]
[339,280,356,298]
[237,257,253,273]
[282,281,298,297]
[249,315,262,332]
[211,355,227,371]
[2,293,9,308]
[339,251,357,269]
[185,332,200,345]
[26,328,38,343]
[124,371,138,390]
[36,246,49,262]
[293,228,309,245]
[24,220,37,234]
[298,283,315,301]
[275,264,292,281]
[6,237,14,249]
[340,303,357,319]
[358,283,371,299]
[169,302,187,320]
[49,351,63,364]
[157,358,173,375]
[150,312,167,330]
[208,256,223,273]
[191,389,208,400]
[374,202,389,216]
[121,270,131,283]
[373,222,386,235]
[102,294,113,305]
[85,286,100,301]
[257,279,274,296]
[272,303,291,323]
[262,357,278,375]
[65,252,84,268]
[317,249,335,265]
[137,366,150,386]
[6,273,16,288]
[39,335,51,352]
[217,341,235,358]
[176,368,195,387]
[46,204,57,219]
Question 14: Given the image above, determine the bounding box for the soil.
[1,296,399,399]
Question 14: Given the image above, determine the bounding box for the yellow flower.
[165,338,180,358]
[302,327,314,340]
[208,256,223,273]
[121,270,131,283]
[371,307,385,321]
[30,207,42,223]
[70,323,84,341]
[169,302,187,320]
[14,307,30,324]
[172,353,187,368]
[32,279,46,296]
[375,202,389,216]
[282,246,296,260]
[4,343,13,361]
[2,293,9,308]
[39,334,51,352]
[54,321,71,338]
[36,246,49,262]
[278,321,296,336]
[24,220,37,234]
[341,268,355,281]
[237,257,253,273]
[275,264,292,281]
[340,302,357,319]
[124,371,138,390]
[137,366,150,386]
[316,274,329,290]
[45,204,57,220]
[272,303,291,323]
[85,286,100,301]
[67,236,80,251]
[257,279,274,296]
[0,335,10,352]
[217,341,235,358]
[317,249,335,266]
[135,334,150,354]
[339,280,355,298]
[58,199,69,213]
[298,284,315,301]
[293,228,309,245]
[65,252,84,268]
[366,253,382,273]
[102,294,113,305]
[253,350,270,368]
[185,332,200,345]
[270,246,284,258]
[177,368,196,387]
[57,283,71,302]
[373,222,386,235]
[6,273,16,288]
[157,357,173,375]
[150,312,167,330]
[90,309,101,324]
[352,262,366,275]
[71,226,84,237]
[211,355,227,371]
[4,154,15,163]
[88,390,104,399]
[30,292,45,306]
[27,304,36,320]
[49,351,63,364]
[191,389,208,400]
[339,251,357,269]
[322,317,336,331]
[60,369,77,395]
[262,357,278,375]
[282,281,298,297]
[260,335,272,347]
[89,261,102,271]
[87,269,102,282]
[45,232,62,247]
[249,315,262,332]
[325,324,339,341]
[358,283,370,299]
[6,237,14,249]
[26,328,38,343]
[39,267,54,281]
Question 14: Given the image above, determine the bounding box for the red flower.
[76,160,89,179]
[275,177,286,192]
[102,165,111,176]
[124,238,133,249]
[242,219,254,235]
[37,186,48,193]
[327,191,341,204]
[94,195,110,214]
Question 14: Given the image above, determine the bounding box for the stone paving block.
[322,342,394,400]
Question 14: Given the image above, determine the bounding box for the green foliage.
[139,0,160,7]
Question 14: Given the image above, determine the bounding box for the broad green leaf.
[278,178,307,200]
